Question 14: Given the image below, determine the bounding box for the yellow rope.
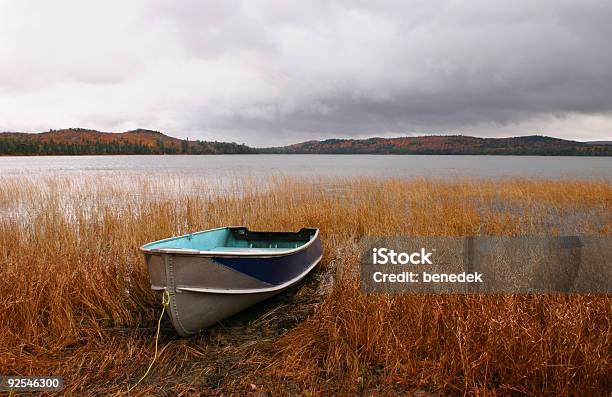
[127,289,170,393]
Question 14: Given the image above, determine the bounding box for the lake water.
[0,154,610,179]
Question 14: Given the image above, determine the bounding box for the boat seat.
[210,247,293,253]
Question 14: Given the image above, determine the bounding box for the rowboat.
[140,227,323,336]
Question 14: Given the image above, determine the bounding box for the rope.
[127,289,170,393]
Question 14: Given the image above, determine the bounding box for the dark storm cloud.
[1,0,611,144]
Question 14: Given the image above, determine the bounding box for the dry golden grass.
[0,175,610,396]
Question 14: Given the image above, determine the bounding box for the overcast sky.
[1,1,611,146]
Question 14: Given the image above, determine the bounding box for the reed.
[0,175,610,395]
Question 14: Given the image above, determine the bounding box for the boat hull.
[142,229,322,336]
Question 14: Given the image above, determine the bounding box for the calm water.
[0,154,610,179]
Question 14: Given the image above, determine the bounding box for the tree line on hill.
[1,130,610,156]
[0,136,254,155]
[260,135,612,156]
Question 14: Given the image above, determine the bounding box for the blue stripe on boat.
[212,238,322,285]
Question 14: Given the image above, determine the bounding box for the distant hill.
[586,141,612,145]
[0,128,254,155]
[261,135,612,156]
[1,129,610,156]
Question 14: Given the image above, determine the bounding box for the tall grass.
[0,175,610,395]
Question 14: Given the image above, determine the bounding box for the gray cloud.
[1,0,611,145]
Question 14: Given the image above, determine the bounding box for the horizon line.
[1,127,609,146]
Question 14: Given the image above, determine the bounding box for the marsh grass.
[0,175,610,395]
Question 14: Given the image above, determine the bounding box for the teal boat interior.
[142,227,318,253]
